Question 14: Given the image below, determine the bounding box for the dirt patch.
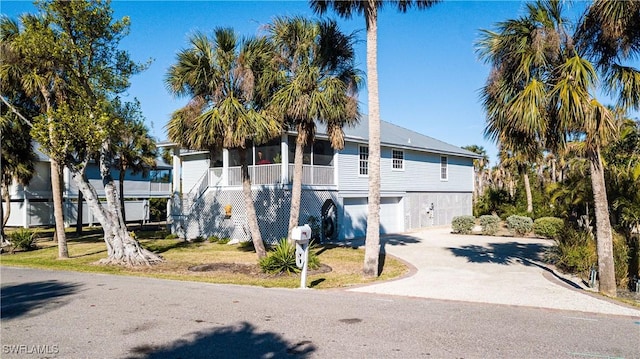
[188,262,332,277]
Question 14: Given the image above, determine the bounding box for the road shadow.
[1,280,82,320]
[126,321,316,359]
[447,242,547,266]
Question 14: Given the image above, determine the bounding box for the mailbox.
[291,224,311,243]
[291,224,312,289]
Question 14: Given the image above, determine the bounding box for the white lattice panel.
[180,187,337,245]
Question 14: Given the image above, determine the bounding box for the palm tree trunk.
[51,159,69,258]
[589,147,617,297]
[239,147,267,259]
[287,128,306,239]
[363,1,381,278]
[523,172,533,214]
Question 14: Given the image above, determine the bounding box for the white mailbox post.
[291,224,312,289]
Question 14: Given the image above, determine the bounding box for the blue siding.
[337,142,474,193]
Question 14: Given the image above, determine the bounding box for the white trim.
[391,149,405,171]
[440,155,448,181]
[358,145,369,177]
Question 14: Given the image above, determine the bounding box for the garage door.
[343,197,403,239]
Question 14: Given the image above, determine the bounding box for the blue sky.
[3,1,636,165]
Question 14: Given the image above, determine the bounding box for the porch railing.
[208,164,334,187]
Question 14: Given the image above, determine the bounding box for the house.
[4,144,172,228]
[167,117,479,243]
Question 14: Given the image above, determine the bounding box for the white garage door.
[343,197,403,239]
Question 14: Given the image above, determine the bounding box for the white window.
[440,156,448,180]
[359,145,369,176]
[392,149,404,170]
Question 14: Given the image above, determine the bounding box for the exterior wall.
[404,192,473,230]
[337,142,474,193]
[181,153,209,194]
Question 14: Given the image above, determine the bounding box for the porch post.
[281,134,288,184]
[333,151,339,186]
[172,146,181,194]
[222,149,229,186]
[22,185,28,228]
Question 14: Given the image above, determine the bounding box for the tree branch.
[0,96,34,128]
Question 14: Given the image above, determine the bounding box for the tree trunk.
[523,172,533,214]
[76,191,83,234]
[51,159,69,258]
[589,147,617,297]
[2,184,10,228]
[119,164,127,223]
[287,128,307,239]
[1,184,9,245]
[68,144,162,265]
[238,148,267,259]
[363,3,381,278]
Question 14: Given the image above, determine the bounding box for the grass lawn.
[0,227,408,289]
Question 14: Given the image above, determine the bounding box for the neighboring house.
[167,117,480,243]
[5,144,172,228]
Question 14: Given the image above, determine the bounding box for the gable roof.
[317,116,481,158]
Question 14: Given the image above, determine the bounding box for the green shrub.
[451,216,476,234]
[9,228,38,252]
[191,236,205,243]
[546,226,596,276]
[217,237,231,244]
[165,233,179,240]
[479,215,500,235]
[506,215,533,236]
[533,217,564,238]
[613,232,630,289]
[207,235,220,243]
[259,239,320,274]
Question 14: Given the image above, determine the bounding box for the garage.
[342,197,403,239]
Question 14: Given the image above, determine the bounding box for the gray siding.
[337,142,474,193]
[180,154,209,194]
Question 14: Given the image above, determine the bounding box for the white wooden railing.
[207,164,334,187]
[288,165,334,185]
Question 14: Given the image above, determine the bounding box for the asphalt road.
[1,266,639,359]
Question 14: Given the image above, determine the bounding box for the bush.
[9,228,38,252]
[451,216,476,234]
[217,237,231,244]
[547,226,597,276]
[208,235,220,243]
[190,236,205,243]
[165,233,179,240]
[533,217,564,238]
[479,215,500,235]
[613,232,630,289]
[506,215,533,236]
[259,239,319,274]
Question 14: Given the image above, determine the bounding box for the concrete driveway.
[349,227,640,317]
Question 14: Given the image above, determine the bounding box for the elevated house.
[5,144,172,228]
[168,117,479,242]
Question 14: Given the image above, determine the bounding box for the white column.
[281,134,289,184]
[222,148,229,186]
[333,151,339,186]
[22,185,29,228]
[172,146,181,194]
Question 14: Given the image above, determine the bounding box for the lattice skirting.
[173,188,338,244]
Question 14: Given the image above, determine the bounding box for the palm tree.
[577,0,640,111]
[0,14,69,258]
[166,29,280,259]
[462,145,490,202]
[311,0,441,277]
[267,16,360,238]
[477,0,619,296]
